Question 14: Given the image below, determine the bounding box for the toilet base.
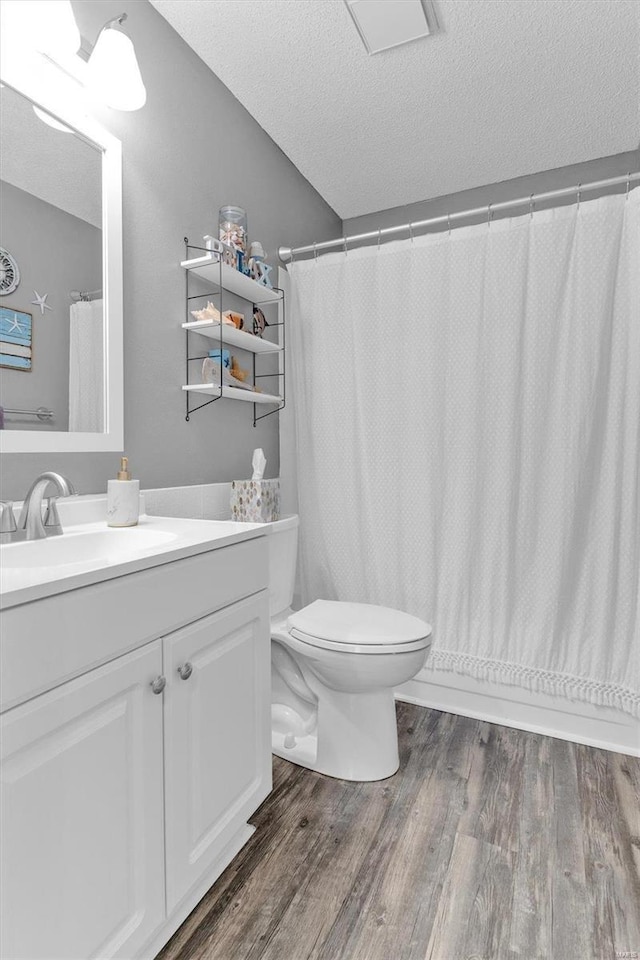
[271,687,400,782]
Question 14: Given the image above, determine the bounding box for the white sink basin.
[2,527,178,570]
[0,511,264,607]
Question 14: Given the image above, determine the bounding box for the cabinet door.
[163,592,272,912]
[0,642,165,960]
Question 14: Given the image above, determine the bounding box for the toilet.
[261,515,432,782]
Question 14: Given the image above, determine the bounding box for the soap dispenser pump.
[107,456,140,527]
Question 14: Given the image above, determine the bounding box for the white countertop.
[0,513,265,609]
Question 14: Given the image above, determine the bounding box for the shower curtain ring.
[576,183,581,209]
[626,172,631,199]
[378,228,382,251]
[487,203,493,227]
[409,222,414,243]
[529,194,535,219]
[313,241,318,262]
[344,236,348,256]
[447,213,451,236]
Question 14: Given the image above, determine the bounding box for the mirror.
[0,67,122,453]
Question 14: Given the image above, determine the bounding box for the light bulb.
[87,27,146,111]
[1,1,80,58]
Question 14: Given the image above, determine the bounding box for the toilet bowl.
[261,516,432,782]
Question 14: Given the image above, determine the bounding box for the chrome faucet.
[0,501,19,544]
[17,472,77,541]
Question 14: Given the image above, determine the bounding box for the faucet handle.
[0,501,17,534]
[43,498,63,537]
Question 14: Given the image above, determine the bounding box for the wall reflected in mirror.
[0,83,103,432]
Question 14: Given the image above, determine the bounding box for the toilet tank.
[259,514,299,617]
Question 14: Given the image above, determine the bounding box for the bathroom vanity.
[0,506,271,960]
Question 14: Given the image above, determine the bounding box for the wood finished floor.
[158,703,640,960]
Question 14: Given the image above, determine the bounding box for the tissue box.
[230,479,280,523]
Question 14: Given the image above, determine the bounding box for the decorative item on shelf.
[230,448,280,523]
[223,310,244,330]
[202,235,222,261]
[230,356,250,382]
[0,307,32,372]
[190,302,236,325]
[209,349,230,368]
[221,242,237,268]
[257,262,273,287]
[247,241,263,281]
[219,205,247,253]
[236,249,250,275]
[201,356,258,392]
[247,241,274,287]
[31,290,53,315]
[253,306,268,338]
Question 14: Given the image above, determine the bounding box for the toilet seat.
[287,600,432,655]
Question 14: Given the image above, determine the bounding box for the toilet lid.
[288,600,432,653]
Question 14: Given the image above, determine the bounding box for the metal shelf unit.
[181,238,285,427]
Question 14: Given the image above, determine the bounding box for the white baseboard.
[396,667,640,757]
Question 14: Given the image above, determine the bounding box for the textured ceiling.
[0,84,102,228]
[150,0,640,219]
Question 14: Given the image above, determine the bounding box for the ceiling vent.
[344,0,438,55]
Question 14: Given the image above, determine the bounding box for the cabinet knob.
[177,662,193,681]
[150,675,166,695]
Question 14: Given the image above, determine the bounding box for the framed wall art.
[0,306,32,372]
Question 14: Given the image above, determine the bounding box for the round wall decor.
[0,247,20,296]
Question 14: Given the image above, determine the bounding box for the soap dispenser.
[107,456,140,527]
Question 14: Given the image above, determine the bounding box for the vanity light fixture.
[1,2,146,115]
[86,14,147,112]
[32,105,74,132]
[1,0,81,60]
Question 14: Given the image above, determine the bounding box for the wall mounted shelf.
[181,256,283,304]
[182,384,283,405]
[181,239,285,427]
[181,320,282,355]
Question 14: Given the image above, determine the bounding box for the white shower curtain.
[288,191,640,716]
[69,299,104,432]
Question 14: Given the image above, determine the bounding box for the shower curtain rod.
[278,172,640,262]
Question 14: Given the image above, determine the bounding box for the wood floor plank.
[458,720,528,854]
[576,744,640,960]
[311,709,479,960]
[507,732,554,959]
[611,751,640,880]
[158,704,640,960]
[547,737,591,960]
[424,832,515,960]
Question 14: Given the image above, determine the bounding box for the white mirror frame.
[0,54,123,453]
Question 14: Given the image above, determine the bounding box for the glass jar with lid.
[219,205,247,252]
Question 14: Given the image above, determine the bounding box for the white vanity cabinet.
[0,534,272,960]
[0,642,166,960]
[163,594,271,913]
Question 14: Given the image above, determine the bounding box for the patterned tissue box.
[230,478,280,522]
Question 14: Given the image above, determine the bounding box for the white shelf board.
[182,383,283,405]
[182,320,281,355]
[181,256,282,303]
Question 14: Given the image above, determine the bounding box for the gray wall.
[0,181,102,432]
[343,151,639,239]
[0,0,341,500]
